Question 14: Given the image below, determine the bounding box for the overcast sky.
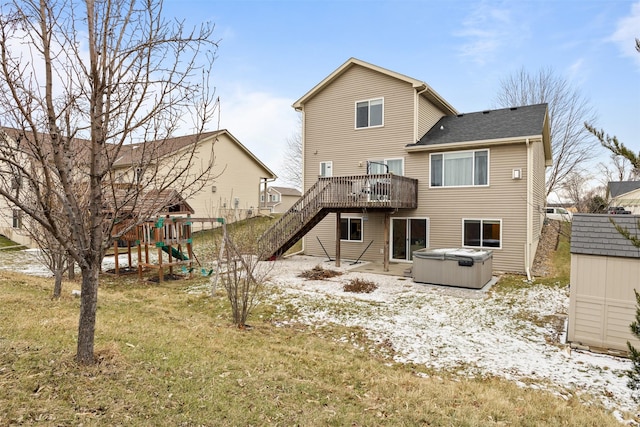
[164,0,640,188]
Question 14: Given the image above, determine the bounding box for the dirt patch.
[531,220,561,277]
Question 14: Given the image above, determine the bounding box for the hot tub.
[412,248,493,289]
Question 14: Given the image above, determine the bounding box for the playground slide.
[161,245,189,261]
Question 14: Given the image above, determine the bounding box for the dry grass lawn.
[0,264,624,426]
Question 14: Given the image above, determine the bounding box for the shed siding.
[569,253,640,351]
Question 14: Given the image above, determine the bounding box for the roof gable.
[571,213,640,258]
[292,57,457,115]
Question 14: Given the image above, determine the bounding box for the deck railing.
[259,174,417,259]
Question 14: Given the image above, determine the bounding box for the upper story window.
[430,149,489,187]
[355,98,383,129]
[270,194,279,202]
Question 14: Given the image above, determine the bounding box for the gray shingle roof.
[609,181,640,198]
[571,214,640,258]
[408,103,548,147]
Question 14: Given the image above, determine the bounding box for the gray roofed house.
[262,186,302,214]
[608,181,640,215]
[261,57,552,274]
[608,181,640,198]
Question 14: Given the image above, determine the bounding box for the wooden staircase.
[259,174,418,260]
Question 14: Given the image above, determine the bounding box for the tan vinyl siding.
[415,143,528,272]
[303,65,416,189]
[529,138,547,266]
[569,253,640,351]
[305,212,388,260]
[418,96,446,138]
[156,133,270,226]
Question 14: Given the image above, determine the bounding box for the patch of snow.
[264,255,639,420]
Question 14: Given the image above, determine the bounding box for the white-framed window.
[430,149,489,187]
[319,161,333,177]
[355,98,383,129]
[368,158,404,176]
[270,194,279,202]
[463,218,501,249]
[260,194,265,202]
[340,217,363,242]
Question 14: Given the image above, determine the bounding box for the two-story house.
[259,58,551,275]
[261,186,303,214]
[0,128,276,247]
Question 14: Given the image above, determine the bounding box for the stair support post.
[335,212,341,267]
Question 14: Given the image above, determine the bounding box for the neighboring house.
[261,186,302,213]
[608,181,640,214]
[569,214,640,352]
[260,58,551,274]
[0,128,276,246]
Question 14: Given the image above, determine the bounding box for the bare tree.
[0,0,218,364]
[597,153,639,188]
[280,113,302,190]
[494,67,598,195]
[561,170,590,212]
[211,216,273,328]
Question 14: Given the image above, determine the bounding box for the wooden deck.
[259,174,418,259]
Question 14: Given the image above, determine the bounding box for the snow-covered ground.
[2,249,638,421]
[263,255,639,423]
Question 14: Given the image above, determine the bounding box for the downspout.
[525,138,532,281]
[260,177,276,212]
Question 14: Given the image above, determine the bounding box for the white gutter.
[405,135,542,153]
[525,138,532,281]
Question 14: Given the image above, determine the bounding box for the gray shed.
[569,214,640,352]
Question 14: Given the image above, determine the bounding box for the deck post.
[384,212,390,272]
[335,212,341,267]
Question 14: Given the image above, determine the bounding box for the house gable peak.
[292,58,456,115]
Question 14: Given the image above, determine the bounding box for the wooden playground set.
[109,214,226,282]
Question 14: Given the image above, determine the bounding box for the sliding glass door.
[391,218,428,261]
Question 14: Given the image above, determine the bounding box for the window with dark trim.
[340,217,363,242]
[463,219,501,248]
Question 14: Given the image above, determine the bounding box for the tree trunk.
[52,268,63,299]
[76,264,99,364]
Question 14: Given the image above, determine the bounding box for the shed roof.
[570,213,640,258]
